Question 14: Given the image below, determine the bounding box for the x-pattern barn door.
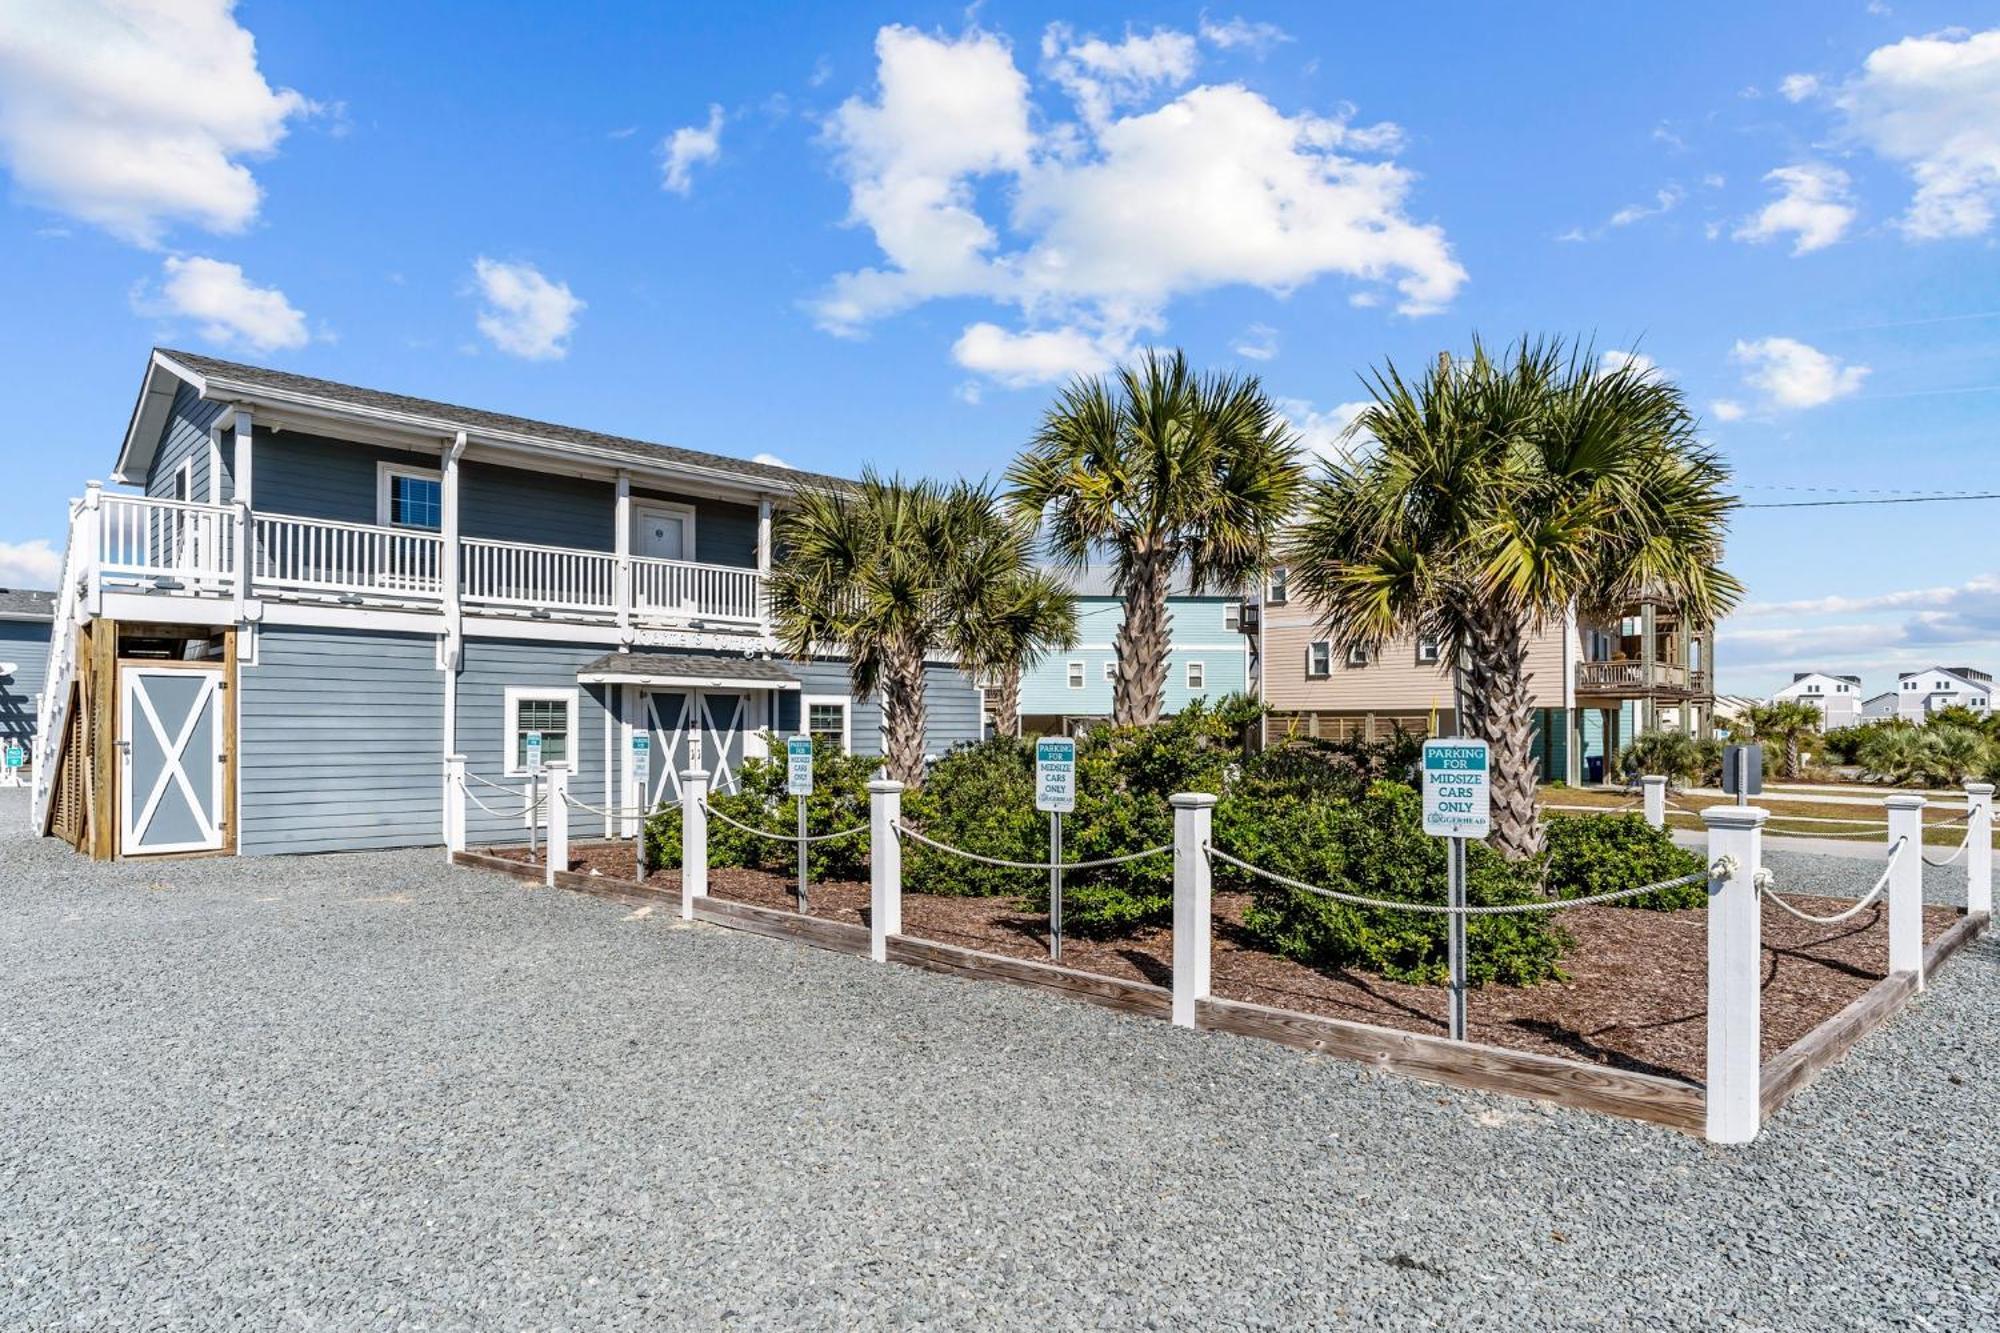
[119,664,224,856]
[642,688,752,805]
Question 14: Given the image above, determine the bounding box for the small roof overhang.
[577,651,800,691]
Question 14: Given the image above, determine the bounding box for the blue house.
[1012,568,1249,735]
[0,588,55,759]
[33,349,981,859]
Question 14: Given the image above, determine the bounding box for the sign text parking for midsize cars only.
[1422,738,1491,1041]
[1035,738,1076,962]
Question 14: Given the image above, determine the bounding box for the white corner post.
[1966,783,1993,919]
[79,481,104,617]
[869,778,904,962]
[443,753,467,859]
[1703,804,1767,1145]
[1641,775,1667,829]
[680,768,709,920]
[440,430,466,652]
[543,763,570,887]
[1171,792,1218,1030]
[614,470,633,639]
[230,408,254,621]
[1885,795,1926,987]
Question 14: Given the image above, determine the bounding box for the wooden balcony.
[1575,660,1708,696]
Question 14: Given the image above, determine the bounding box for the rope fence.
[1755,838,1905,925]
[893,821,1172,872]
[701,800,868,844]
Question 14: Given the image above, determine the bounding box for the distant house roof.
[1897,665,1992,689]
[1789,671,1862,686]
[575,651,800,689]
[0,588,55,621]
[117,348,850,497]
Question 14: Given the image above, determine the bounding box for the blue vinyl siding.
[634,489,760,569]
[455,636,619,847]
[0,619,52,744]
[461,462,614,549]
[1018,594,1247,720]
[772,658,983,758]
[252,429,419,524]
[146,381,229,501]
[237,626,444,854]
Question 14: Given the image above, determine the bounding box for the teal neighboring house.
[1011,569,1250,736]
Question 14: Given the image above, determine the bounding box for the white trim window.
[1186,660,1206,690]
[1102,660,1116,682]
[504,686,579,776]
[1306,641,1332,678]
[1068,661,1085,688]
[803,694,853,753]
[1267,566,1289,604]
[1416,638,1441,665]
[1346,644,1370,668]
[377,461,443,530]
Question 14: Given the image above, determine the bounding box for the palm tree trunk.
[994,665,1022,739]
[1113,551,1173,727]
[881,643,929,787]
[1460,605,1542,860]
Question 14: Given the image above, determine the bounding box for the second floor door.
[634,503,693,563]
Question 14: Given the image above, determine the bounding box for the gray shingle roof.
[576,652,799,686]
[0,588,56,619]
[157,348,850,492]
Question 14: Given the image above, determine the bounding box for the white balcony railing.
[75,496,767,630]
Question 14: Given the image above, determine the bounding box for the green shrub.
[1230,782,1566,986]
[643,733,878,880]
[1541,812,1706,910]
[1617,730,1708,788]
[901,738,1043,897]
[1819,725,1869,764]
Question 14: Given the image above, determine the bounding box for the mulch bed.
[489,840,1965,1086]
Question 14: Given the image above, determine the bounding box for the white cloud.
[1728,336,1868,410]
[1779,72,1820,102]
[1709,399,1746,422]
[0,537,60,588]
[813,26,1465,381]
[661,104,724,195]
[1608,185,1684,227]
[135,255,308,353]
[1278,397,1371,466]
[1041,23,1197,128]
[1233,323,1278,360]
[1737,575,2000,619]
[1720,572,2000,687]
[950,322,1119,386]
[1833,27,2000,239]
[471,257,583,361]
[1197,15,1292,55]
[751,452,791,469]
[0,0,311,246]
[1597,349,1657,378]
[1734,163,1855,254]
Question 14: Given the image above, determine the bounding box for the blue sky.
[0,2,1996,697]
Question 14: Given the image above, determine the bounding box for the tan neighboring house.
[1246,566,1717,784]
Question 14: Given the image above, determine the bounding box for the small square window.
[1346,645,1370,667]
[379,464,443,530]
[1067,661,1085,689]
[1307,642,1331,678]
[1416,638,1441,665]
[1186,661,1205,690]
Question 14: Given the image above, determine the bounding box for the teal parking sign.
[787,736,814,796]
[1034,737,1076,813]
[1421,740,1490,838]
[2,741,22,772]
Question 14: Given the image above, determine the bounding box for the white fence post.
[680,768,709,921]
[869,778,904,963]
[443,753,466,859]
[1641,775,1667,829]
[543,762,570,888]
[1885,794,1925,987]
[1704,805,1767,1145]
[1171,793,1217,1030]
[1965,782,1993,920]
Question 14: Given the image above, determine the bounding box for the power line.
[1740,491,2000,510]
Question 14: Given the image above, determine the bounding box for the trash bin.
[1584,755,1604,785]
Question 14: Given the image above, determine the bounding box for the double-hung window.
[1307,641,1332,678]
[805,696,852,753]
[504,687,578,776]
[1068,661,1085,689]
[1267,566,1290,604]
[1186,661,1206,690]
[378,462,443,530]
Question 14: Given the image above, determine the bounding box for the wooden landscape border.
[1759,909,1989,1120]
[450,852,1989,1139]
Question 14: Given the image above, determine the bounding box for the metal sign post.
[1722,743,1762,807]
[1035,737,1077,961]
[1422,738,1491,1042]
[525,731,543,857]
[632,733,651,881]
[788,736,814,912]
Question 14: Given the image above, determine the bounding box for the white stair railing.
[29,495,87,832]
[96,493,236,592]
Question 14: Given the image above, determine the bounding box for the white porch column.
[1704,805,1766,1145]
[1885,795,1926,986]
[614,470,633,638]
[441,431,465,648]
[680,767,709,920]
[1641,775,1667,829]
[1171,792,1217,1029]
[869,778,904,962]
[79,482,103,617]
[1967,782,1993,919]
[443,753,466,858]
[230,408,253,619]
[543,762,570,887]
[756,495,773,625]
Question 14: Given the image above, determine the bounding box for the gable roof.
[1788,670,1861,687]
[0,588,56,621]
[117,348,850,496]
[1896,665,1992,689]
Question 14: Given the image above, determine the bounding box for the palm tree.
[1924,724,1989,786]
[1288,338,1740,860]
[1856,724,1931,786]
[1734,699,1825,779]
[767,472,1025,786]
[1007,349,1304,726]
[958,566,1078,738]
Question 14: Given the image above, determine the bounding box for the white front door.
[634,505,692,562]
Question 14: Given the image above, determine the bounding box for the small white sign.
[1422,739,1490,839]
[1035,737,1076,813]
[525,730,543,774]
[787,736,814,796]
[632,733,650,794]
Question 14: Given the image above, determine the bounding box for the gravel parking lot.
[3,787,1995,1331]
